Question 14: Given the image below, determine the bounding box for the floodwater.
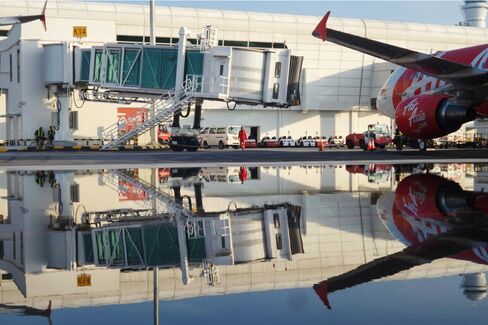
[0,163,487,325]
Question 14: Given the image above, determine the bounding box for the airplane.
[0,0,47,31]
[313,12,488,150]
[313,172,488,310]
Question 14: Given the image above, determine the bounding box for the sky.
[101,1,469,26]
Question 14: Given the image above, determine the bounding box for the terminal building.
[0,1,488,146]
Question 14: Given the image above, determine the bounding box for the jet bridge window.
[274,62,281,78]
[122,48,141,87]
[106,48,121,84]
[273,83,280,99]
[93,49,103,82]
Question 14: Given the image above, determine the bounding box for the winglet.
[312,11,330,41]
[313,282,332,310]
[40,0,47,31]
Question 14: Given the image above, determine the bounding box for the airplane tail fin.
[313,282,332,310]
[312,11,330,41]
[40,0,47,31]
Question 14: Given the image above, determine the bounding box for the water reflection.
[315,167,488,309]
[0,163,486,322]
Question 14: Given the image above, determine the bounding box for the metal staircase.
[111,169,197,219]
[101,75,203,150]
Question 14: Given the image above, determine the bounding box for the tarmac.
[0,147,487,170]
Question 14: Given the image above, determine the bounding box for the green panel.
[185,51,203,75]
[141,48,163,89]
[187,237,206,262]
[160,49,177,90]
[106,49,121,84]
[125,227,144,265]
[143,224,180,266]
[108,229,124,266]
[122,49,141,87]
[93,49,103,82]
[82,233,94,263]
[95,231,106,263]
[80,50,91,82]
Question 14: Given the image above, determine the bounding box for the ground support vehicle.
[200,126,240,149]
[245,138,257,148]
[346,124,392,150]
[158,124,171,144]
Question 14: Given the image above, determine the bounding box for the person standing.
[238,126,247,150]
[47,126,56,145]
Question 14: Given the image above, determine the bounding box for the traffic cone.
[368,138,375,151]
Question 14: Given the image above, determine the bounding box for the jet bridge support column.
[172,27,189,129]
[194,182,204,213]
[192,99,203,130]
[53,87,74,144]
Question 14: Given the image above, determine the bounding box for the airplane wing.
[312,12,488,86]
[313,225,488,310]
[0,0,46,31]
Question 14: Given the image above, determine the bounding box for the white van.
[200,126,241,149]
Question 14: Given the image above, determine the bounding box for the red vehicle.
[345,124,392,149]
[313,12,488,151]
[245,138,257,148]
[158,125,171,144]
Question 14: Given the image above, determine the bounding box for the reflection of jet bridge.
[41,25,303,150]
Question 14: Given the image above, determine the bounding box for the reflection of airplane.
[313,12,488,150]
[0,0,47,30]
[314,173,488,309]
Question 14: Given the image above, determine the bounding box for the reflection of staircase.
[101,76,202,150]
[112,169,196,218]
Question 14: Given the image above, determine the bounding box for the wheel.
[218,141,225,149]
[359,139,365,150]
[203,141,208,148]
[378,144,385,149]
[418,140,427,151]
[346,140,354,149]
[300,142,304,147]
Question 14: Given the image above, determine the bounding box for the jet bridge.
[42,26,303,150]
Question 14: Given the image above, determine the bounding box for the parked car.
[297,136,315,147]
[278,136,296,147]
[260,136,280,148]
[346,124,392,149]
[245,138,257,148]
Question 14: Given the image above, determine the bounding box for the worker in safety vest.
[238,127,247,150]
[35,127,45,147]
[47,126,55,145]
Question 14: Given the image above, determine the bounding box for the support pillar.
[54,87,74,145]
[153,266,159,325]
[192,99,203,130]
[193,183,204,213]
[176,213,190,285]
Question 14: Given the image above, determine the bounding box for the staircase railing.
[101,75,203,150]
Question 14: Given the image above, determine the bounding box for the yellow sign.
[73,26,87,38]
[77,274,91,287]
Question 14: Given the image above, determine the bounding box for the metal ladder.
[100,76,203,150]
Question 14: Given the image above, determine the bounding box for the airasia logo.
[401,97,428,132]
[402,181,427,216]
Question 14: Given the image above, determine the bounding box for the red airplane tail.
[313,282,332,310]
[312,11,330,41]
[40,0,47,31]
